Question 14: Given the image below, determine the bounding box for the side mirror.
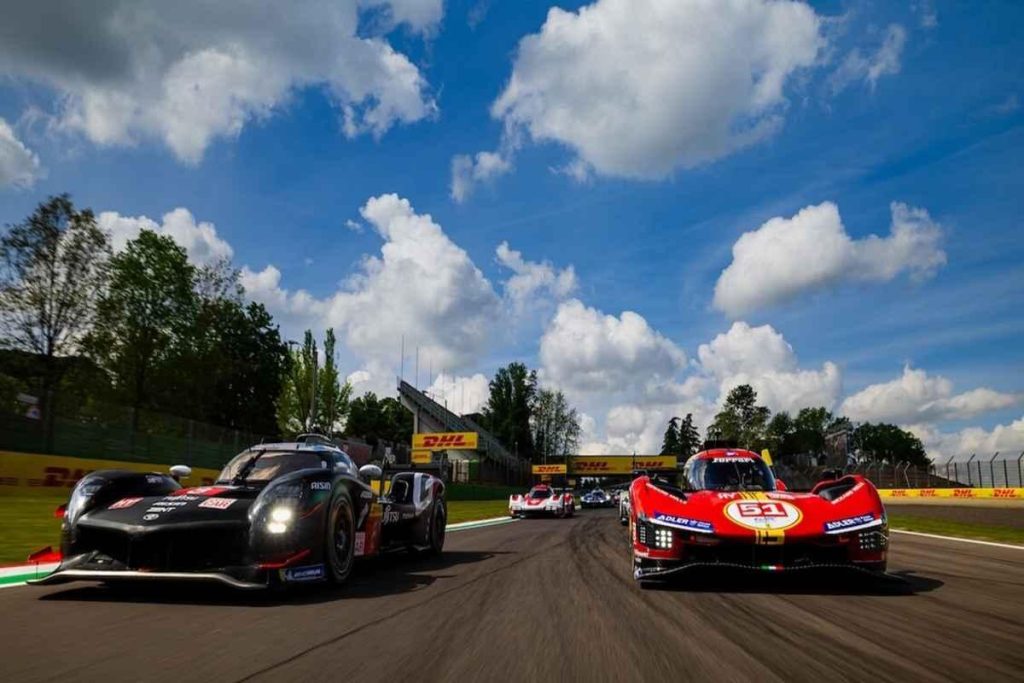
[359,464,382,482]
[170,465,192,482]
[775,479,788,491]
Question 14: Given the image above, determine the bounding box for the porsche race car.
[629,448,888,585]
[580,488,614,508]
[31,438,447,590]
[508,484,575,518]
[619,488,631,525]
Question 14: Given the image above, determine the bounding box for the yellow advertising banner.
[0,450,221,497]
[411,432,478,450]
[568,456,677,475]
[879,487,1023,500]
[532,464,567,475]
[411,450,432,464]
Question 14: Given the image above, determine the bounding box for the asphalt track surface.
[2,509,1022,682]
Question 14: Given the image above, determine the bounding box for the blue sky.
[1,0,1021,458]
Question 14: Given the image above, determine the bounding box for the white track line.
[891,528,1024,550]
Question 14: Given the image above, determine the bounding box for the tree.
[792,407,833,454]
[0,194,110,444]
[766,411,796,456]
[85,230,194,430]
[316,329,351,437]
[483,362,537,460]
[531,388,581,462]
[276,329,351,437]
[345,392,412,445]
[677,413,701,460]
[660,416,680,455]
[707,384,771,450]
[854,422,929,467]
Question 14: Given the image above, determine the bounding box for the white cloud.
[0,1,439,163]
[496,241,577,313]
[830,24,907,93]
[840,366,1019,424]
[713,201,945,317]
[539,299,686,394]
[425,372,491,415]
[697,321,842,414]
[99,207,234,265]
[450,150,513,202]
[0,118,42,188]
[910,417,1024,462]
[488,0,823,180]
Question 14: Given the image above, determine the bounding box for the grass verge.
[888,514,1024,545]
[0,496,512,565]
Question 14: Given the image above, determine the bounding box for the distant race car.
[31,437,447,590]
[629,448,888,586]
[619,488,631,525]
[580,488,614,508]
[509,484,575,518]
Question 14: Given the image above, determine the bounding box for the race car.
[629,448,888,585]
[508,484,575,518]
[619,488,631,525]
[30,438,447,590]
[580,488,614,508]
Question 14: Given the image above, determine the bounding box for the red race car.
[629,448,888,586]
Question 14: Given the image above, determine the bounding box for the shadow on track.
[36,550,506,607]
[640,568,943,596]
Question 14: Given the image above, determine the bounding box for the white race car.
[618,488,630,525]
[509,484,575,518]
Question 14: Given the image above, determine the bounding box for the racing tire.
[326,487,356,585]
[426,497,447,555]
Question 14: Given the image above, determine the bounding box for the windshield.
[685,457,775,492]
[529,489,552,499]
[217,450,326,484]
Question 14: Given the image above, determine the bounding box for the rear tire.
[326,488,355,585]
[426,497,447,555]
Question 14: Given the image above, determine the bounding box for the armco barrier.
[879,487,1024,500]
[0,450,220,496]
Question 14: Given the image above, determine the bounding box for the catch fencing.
[776,453,1024,490]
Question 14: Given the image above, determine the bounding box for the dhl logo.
[532,465,566,474]
[919,489,937,497]
[412,432,478,450]
[953,489,975,498]
[29,466,94,488]
[634,460,671,469]
[575,462,612,471]
[994,489,1019,498]
[890,489,908,497]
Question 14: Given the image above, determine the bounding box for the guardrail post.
[965,453,976,487]
[988,452,999,488]
[1017,452,1024,487]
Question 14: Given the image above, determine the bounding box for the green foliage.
[277,329,351,437]
[854,422,929,467]
[677,413,701,459]
[708,384,771,450]
[531,388,581,461]
[482,362,537,460]
[344,391,411,445]
[660,416,680,455]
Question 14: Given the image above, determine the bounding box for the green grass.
[0,495,512,566]
[446,499,509,524]
[0,495,66,565]
[888,514,1024,545]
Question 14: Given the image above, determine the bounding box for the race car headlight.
[251,479,304,534]
[65,476,105,524]
[654,526,674,550]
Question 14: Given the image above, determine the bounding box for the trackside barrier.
[879,488,1024,500]
[0,450,221,497]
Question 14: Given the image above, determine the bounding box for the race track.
[2,509,1022,682]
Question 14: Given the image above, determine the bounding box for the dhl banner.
[411,432,478,450]
[568,456,677,475]
[411,450,432,464]
[532,464,567,475]
[880,487,1023,500]
[0,450,221,497]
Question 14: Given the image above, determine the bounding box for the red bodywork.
[629,448,888,581]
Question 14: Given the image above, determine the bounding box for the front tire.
[326,488,355,585]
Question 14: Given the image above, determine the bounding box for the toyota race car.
[580,488,614,508]
[629,448,888,586]
[31,438,447,590]
[619,488,631,525]
[509,484,575,518]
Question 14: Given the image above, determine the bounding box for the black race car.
[31,438,446,590]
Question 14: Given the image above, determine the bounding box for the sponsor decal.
[146,475,165,484]
[354,532,366,556]
[411,450,432,464]
[382,506,400,524]
[831,482,864,504]
[824,513,877,532]
[310,481,331,491]
[653,512,713,532]
[412,432,479,450]
[716,492,739,500]
[724,500,802,531]
[109,497,143,510]
[766,492,795,500]
[712,457,750,463]
[173,486,227,497]
[283,564,325,582]
[146,506,175,513]
[198,497,236,510]
[569,456,676,474]
[994,488,1020,499]
[142,513,159,521]
[532,464,567,475]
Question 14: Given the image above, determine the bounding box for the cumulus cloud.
[840,366,1019,425]
[909,417,1024,462]
[99,208,234,265]
[697,321,842,414]
[484,0,823,181]
[0,1,440,163]
[425,372,491,415]
[539,299,687,394]
[496,241,577,313]
[713,201,945,317]
[830,24,907,93]
[450,150,513,202]
[0,118,42,188]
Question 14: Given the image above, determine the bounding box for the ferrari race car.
[31,438,447,590]
[619,488,631,525]
[629,448,888,585]
[580,488,614,508]
[508,484,575,518]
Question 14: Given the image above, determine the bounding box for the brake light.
[54,504,66,519]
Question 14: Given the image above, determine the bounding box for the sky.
[1,0,1022,460]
